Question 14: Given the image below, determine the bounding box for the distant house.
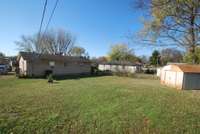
[0,64,8,74]
[156,67,162,77]
[161,64,200,90]
[98,61,142,73]
[0,57,9,65]
[17,52,91,77]
[0,57,11,73]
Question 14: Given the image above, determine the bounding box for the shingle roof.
[18,52,90,63]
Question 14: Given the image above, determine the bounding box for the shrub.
[144,68,156,74]
[113,71,135,77]
[45,70,53,78]
[47,74,53,83]
[91,66,98,75]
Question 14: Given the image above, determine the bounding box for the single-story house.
[161,64,200,90]
[17,52,91,77]
[98,61,142,73]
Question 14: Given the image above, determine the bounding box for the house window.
[49,61,55,67]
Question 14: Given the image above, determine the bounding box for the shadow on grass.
[54,74,112,81]
[0,72,15,76]
[17,73,112,81]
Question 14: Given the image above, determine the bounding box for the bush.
[91,66,98,75]
[113,71,135,77]
[144,68,156,74]
[47,74,53,83]
[45,70,53,78]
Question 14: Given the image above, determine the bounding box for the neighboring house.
[0,57,11,72]
[0,57,9,65]
[161,64,200,90]
[98,61,142,73]
[156,68,162,77]
[17,52,91,77]
[0,64,8,74]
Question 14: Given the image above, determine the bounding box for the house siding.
[31,60,90,77]
[19,57,91,77]
[98,64,141,73]
[19,57,27,75]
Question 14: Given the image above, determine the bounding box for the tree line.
[92,43,200,66]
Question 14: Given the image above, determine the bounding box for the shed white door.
[165,71,176,86]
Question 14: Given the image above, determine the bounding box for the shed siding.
[161,70,183,89]
[183,73,200,90]
[165,71,176,86]
[175,72,184,89]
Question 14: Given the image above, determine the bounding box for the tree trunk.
[189,6,197,64]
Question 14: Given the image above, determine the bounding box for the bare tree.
[15,29,76,55]
[160,48,183,65]
[55,29,75,55]
[15,35,39,53]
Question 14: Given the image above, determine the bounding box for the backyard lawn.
[0,75,200,134]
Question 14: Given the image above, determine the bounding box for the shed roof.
[18,52,91,63]
[164,64,200,73]
[176,64,200,73]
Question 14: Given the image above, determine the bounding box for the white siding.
[175,72,184,89]
[19,57,27,75]
[156,68,162,77]
[161,69,183,89]
[98,64,140,73]
[98,64,105,71]
[165,71,176,86]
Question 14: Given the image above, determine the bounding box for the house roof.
[18,52,91,63]
[164,64,200,73]
[99,61,142,66]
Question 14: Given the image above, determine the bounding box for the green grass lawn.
[0,75,200,134]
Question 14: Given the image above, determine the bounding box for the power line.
[38,0,48,37]
[44,0,59,34]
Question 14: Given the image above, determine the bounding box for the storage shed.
[161,64,200,90]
